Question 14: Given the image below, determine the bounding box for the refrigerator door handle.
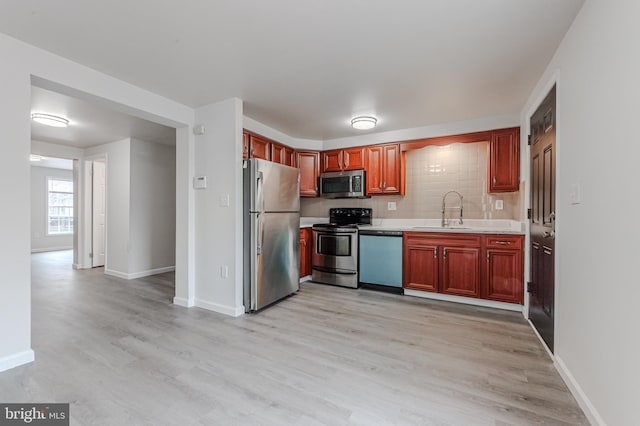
[256,214,263,255]
[257,171,265,214]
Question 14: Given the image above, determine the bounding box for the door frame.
[523,71,560,357]
[81,154,108,270]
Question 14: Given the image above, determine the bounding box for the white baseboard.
[31,246,72,253]
[194,299,245,317]
[403,289,523,312]
[105,266,175,280]
[555,355,605,426]
[104,268,128,279]
[173,297,195,308]
[300,275,312,283]
[0,349,35,372]
[127,266,175,280]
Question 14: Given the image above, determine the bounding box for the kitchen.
[0,0,637,424]
[243,126,526,311]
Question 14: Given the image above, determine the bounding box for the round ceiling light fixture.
[31,113,69,128]
[351,115,377,130]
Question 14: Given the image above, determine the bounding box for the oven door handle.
[312,265,357,275]
[313,229,358,235]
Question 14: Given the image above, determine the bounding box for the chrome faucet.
[442,191,464,227]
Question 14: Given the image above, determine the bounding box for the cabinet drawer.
[404,232,481,247]
[485,235,523,250]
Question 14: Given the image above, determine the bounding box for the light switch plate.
[495,200,504,210]
[569,183,581,204]
[387,202,397,211]
[220,193,230,207]
[193,176,207,189]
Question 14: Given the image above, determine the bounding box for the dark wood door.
[365,146,384,194]
[382,144,401,193]
[529,85,556,352]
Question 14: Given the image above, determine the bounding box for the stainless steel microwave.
[319,169,367,198]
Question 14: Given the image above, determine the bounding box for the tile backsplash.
[301,142,522,221]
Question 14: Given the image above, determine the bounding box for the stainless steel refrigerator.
[243,158,300,312]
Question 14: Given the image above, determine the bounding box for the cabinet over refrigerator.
[243,158,300,312]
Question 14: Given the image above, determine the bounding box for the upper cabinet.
[242,132,249,159]
[488,127,520,193]
[248,134,271,161]
[297,151,320,197]
[365,144,404,195]
[272,143,296,167]
[321,147,365,172]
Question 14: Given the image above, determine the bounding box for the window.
[47,178,74,235]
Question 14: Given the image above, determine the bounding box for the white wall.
[0,56,33,371]
[85,139,131,276]
[30,166,73,252]
[0,31,195,371]
[521,1,639,424]
[129,139,176,276]
[194,98,244,316]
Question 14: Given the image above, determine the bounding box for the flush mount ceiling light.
[31,113,69,128]
[351,116,377,130]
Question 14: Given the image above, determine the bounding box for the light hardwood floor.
[0,250,587,425]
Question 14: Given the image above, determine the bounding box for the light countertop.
[301,217,525,234]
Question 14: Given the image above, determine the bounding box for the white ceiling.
[4,0,584,141]
[31,86,176,148]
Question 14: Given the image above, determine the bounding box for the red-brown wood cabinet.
[297,151,320,197]
[365,144,403,195]
[299,227,312,278]
[321,147,365,172]
[403,232,523,304]
[488,127,520,193]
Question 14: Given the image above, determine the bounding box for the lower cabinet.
[483,235,524,304]
[299,227,312,278]
[403,232,523,304]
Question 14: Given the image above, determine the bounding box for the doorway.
[529,85,556,352]
[91,160,106,267]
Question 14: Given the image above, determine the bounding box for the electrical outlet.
[495,200,504,210]
[220,265,229,279]
[387,202,397,211]
[220,193,230,207]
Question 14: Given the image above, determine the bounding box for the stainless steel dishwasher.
[358,229,403,293]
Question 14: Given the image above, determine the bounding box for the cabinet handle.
[251,149,255,156]
[443,248,447,258]
[493,176,496,186]
[494,241,511,245]
[434,248,438,259]
[487,252,490,261]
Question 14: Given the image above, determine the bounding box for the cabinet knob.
[493,176,496,186]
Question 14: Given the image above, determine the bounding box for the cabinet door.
[382,144,401,193]
[403,244,439,292]
[242,131,249,159]
[488,128,520,192]
[441,246,480,297]
[297,151,320,197]
[365,145,384,194]
[343,147,365,170]
[249,135,271,160]
[322,149,343,172]
[299,228,311,278]
[284,146,296,167]
[271,143,285,164]
[485,249,523,304]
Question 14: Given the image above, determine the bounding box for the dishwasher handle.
[358,230,403,237]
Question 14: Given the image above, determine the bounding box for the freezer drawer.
[359,234,403,288]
